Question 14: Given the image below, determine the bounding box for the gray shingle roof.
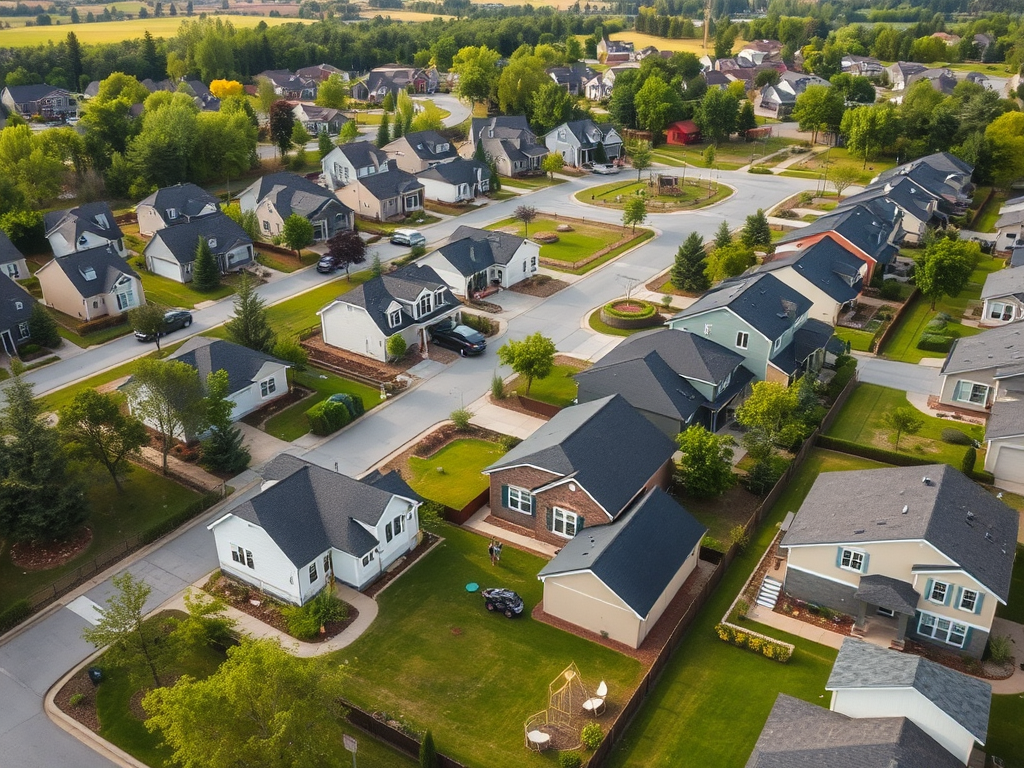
[43,202,123,245]
[995,208,1024,229]
[416,158,489,188]
[484,395,677,518]
[147,212,251,264]
[231,456,415,564]
[985,393,1024,440]
[941,323,1024,378]
[397,130,459,162]
[429,225,524,277]
[169,337,288,395]
[336,141,389,170]
[537,487,706,618]
[3,84,67,103]
[755,237,864,304]
[981,265,1024,301]
[45,244,138,298]
[843,177,937,223]
[745,694,964,768]
[357,162,423,201]
[777,204,900,266]
[584,328,744,385]
[0,272,34,332]
[826,638,991,742]
[329,263,459,335]
[137,183,220,220]
[780,464,1018,601]
[470,115,534,143]
[671,273,813,342]
[0,229,24,265]
[247,172,352,221]
[853,574,920,615]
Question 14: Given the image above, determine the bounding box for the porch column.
[854,600,868,630]
[894,612,910,648]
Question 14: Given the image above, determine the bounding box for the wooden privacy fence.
[870,287,919,354]
[344,702,469,768]
[443,488,489,525]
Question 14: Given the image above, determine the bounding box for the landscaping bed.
[508,357,590,408]
[300,331,416,382]
[576,178,731,210]
[364,531,441,599]
[903,637,1014,680]
[487,215,650,274]
[10,527,93,570]
[262,368,382,442]
[773,595,855,636]
[509,275,569,298]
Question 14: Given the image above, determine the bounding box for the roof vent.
[81,266,97,281]
[876,520,887,525]
[985,531,994,541]
[853,528,865,534]
[902,505,909,514]
[922,476,931,485]
[967,510,975,520]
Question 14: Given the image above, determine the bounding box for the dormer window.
[434,288,445,306]
[81,266,97,281]
[78,235,89,246]
[167,208,178,220]
[94,214,109,229]
[417,294,432,317]
[388,309,401,328]
[14,301,22,310]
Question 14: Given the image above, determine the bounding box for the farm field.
[359,9,454,21]
[0,14,307,46]
[608,31,741,54]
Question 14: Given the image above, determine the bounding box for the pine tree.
[382,91,395,112]
[473,140,486,162]
[370,252,383,279]
[420,730,438,768]
[671,232,710,293]
[226,273,276,353]
[192,236,220,292]
[714,220,732,250]
[376,112,391,147]
[200,370,251,474]
[28,303,61,348]
[741,209,772,250]
[393,115,404,139]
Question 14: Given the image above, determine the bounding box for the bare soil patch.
[509,275,569,298]
[10,527,93,570]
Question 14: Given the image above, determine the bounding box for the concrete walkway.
[463,507,559,558]
[137,447,225,492]
[468,399,547,439]
[235,422,294,468]
[746,603,846,649]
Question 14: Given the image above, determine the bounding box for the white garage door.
[994,445,1024,488]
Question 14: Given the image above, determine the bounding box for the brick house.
[482,395,676,546]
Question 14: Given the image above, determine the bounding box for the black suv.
[317,255,338,274]
[430,320,486,357]
[134,309,193,342]
[481,588,524,618]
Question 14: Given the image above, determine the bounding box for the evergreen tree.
[714,220,732,250]
[370,252,383,279]
[671,232,710,293]
[200,370,251,474]
[382,91,395,112]
[0,376,87,543]
[741,209,772,249]
[64,32,83,89]
[318,129,333,160]
[420,730,438,768]
[376,112,391,147]
[393,115,404,139]
[226,273,276,353]
[737,100,757,135]
[192,236,220,292]
[473,140,486,162]
[28,303,61,348]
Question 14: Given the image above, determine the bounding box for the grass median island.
[334,523,644,768]
[407,439,506,508]
[576,178,730,210]
[262,368,381,442]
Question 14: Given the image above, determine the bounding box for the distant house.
[418,225,538,297]
[837,176,943,244]
[335,161,424,222]
[208,455,421,603]
[544,120,622,167]
[44,202,125,258]
[353,65,434,103]
[780,464,1018,658]
[755,71,830,119]
[136,183,221,237]
[292,104,347,136]
[872,152,974,218]
[415,158,491,204]
[1,84,75,119]
[0,229,29,281]
[665,119,701,145]
[932,31,961,46]
[321,142,391,190]
[257,70,317,100]
[0,272,37,356]
[584,63,639,101]
[995,207,1024,253]
[938,323,1024,412]
[574,328,753,436]
[984,387,1024,492]
[36,244,144,321]
[547,63,598,96]
[702,70,731,90]
[384,130,459,174]
[482,395,677,546]
[318,263,460,362]
[597,36,634,64]
[538,487,706,649]
[238,172,353,242]
[841,54,883,77]
[144,213,253,284]
[142,78,220,111]
[461,116,547,177]
[886,61,927,90]
[980,266,1024,327]
[905,67,958,98]
[295,63,348,82]
[827,638,990,765]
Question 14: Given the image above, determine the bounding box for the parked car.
[317,255,338,274]
[592,164,620,175]
[481,588,524,618]
[390,228,426,248]
[134,309,193,342]
[429,320,486,357]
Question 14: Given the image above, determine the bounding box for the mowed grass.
[988,694,1024,768]
[407,439,505,508]
[361,9,454,21]
[651,136,798,170]
[511,362,583,407]
[606,449,885,768]
[996,546,1024,624]
[140,271,236,310]
[578,178,730,209]
[607,31,743,54]
[487,217,623,265]
[785,146,896,187]
[834,326,875,352]
[826,383,984,467]
[262,368,381,442]
[334,524,644,768]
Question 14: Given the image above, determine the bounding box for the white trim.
[785,562,860,589]
[670,307,772,343]
[206,512,235,530]
[910,565,1007,604]
[481,462,562,478]
[530,476,612,519]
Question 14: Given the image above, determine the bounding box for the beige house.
[538,487,705,649]
[36,244,144,321]
[983,388,1024,492]
[335,163,423,223]
[136,183,220,237]
[938,323,1024,412]
[383,130,459,173]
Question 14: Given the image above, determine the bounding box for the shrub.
[19,343,41,355]
[558,752,582,768]
[748,165,773,174]
[329,392,364,420]
[941,428,974,445]
[774,208,798,219]
[281,603,322,640]
[988,634,1013,665]
[308,589,348,626]
[729,524,750,551]
[879,280,902,300]
[816,436,935,466]
[746,457,786,495]
[581,723,603,750]
[305,399,352,436]
[602,299,657,319]
[419,500,446,527]
[69,692,85,706]
[731,599,749,622]
[925,317,947,331]
[935,312,952,322]
[450,407,472,430]
[409,244,426,259]
[386,333,407,360]
[713,624,793,662]
[490,373,505,400]
[962,446,977,475]
[498,434,521,452]
[702,534,726,553]
[272,338,309,371]
[462,313,496,335]
[917,334,954,353]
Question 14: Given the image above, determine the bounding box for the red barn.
[666,120,701,145]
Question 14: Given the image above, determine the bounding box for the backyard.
[510,361,587,407]
[779,146,896,187]
[576,178,730,210]
[406,438,506,508]
[333,524,644,768]
[825,383,984,467]
[261,368,382,442]
[650,136,798,171]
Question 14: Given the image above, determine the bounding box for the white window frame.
[385,522,393,543]
[917,612,968,648]
[773,336,782,351]
[115,287,135,311]
[4,262,19,279]
[959,588,978,612]
[17,321,29,340]
[418,294,432,317]
[988,302,1014,322]
[231,544,255,569]
[955,381,990,406]
[260,377,277,398]
[551,508,579,538]
[928,580,949,604]
[735,331,749,350]
[388,310,401,328]
[703,323,712,335]
[361,551,375,566]
[839,547,865,573]
[507,487,533,515]
[393,515,404,537]
[308,561,318,582]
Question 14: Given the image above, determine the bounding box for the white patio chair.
[582,680,607,716]
[526,729,551,751]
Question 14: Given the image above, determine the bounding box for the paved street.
[0,151,820,768]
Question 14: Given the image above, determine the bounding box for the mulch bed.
[509,276,570,298]
[774,596,855,636]
[203,573,358,643]
[464,298,503,314]
[10,527,93,570]
[240,384,314,428]
[364,531,440,599]
[487,392,554,420]
[301,332,416,380]
[903,638,1015,680]
[54,668,100,731]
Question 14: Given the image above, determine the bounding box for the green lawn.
[512,363,583,407]
[787,147,897,187]
[0,466,202,613]
[835,326,875,352]
[826,383,984,467]
[262,368,382,442]
[334,524,644,768]
[996,546,1024,625]
[650,136,798,170]
[487,217,625,265]
[255,249,318,273]
[990,688,1024,768]
[575,229,655,275]
[606,449,886,768]
[56,321,133,349]
[576,178,730,210]
[973,190,1007,233]
[499,174,566,189]
[407,439,506,508]
[139,271,237,309]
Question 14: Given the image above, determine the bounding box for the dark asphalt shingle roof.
[755,237,863,304]
[246,172,352,221]
[671,272,813,342]
[232,456,413,564]
[745,693,964,768]
[3,83,67,102]
[827,638,991,742]
[0,229,23,265]
[470,115,534,143]
[583,328,744,385]
[0,272,34,331]
[137,183,219,221]
[416,158,490,188]
[780,464,1019,601]
[537,487,706,618]
[484,394,676,518]
[986,394,1024,440]
[44,244,138,298]
[941,323,1024,378]
[430,225,524,276]
[357,162,423,201]
[335,141,389,170]
[397,130,459,162]
[43,202,123,246]
[981,265,1024,301]
[169,337,288,395]
[843,177,938,223]
[329,263,459,335]
[146,213,251,264]
[777,204,900,266]
[852,574,920,615]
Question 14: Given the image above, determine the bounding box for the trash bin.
[88,667,103,686]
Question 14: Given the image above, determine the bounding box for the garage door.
[994,445,1024,487]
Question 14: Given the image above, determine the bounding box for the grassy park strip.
[575,178,732,210]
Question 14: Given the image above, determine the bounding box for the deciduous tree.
[513,205,537,237]
[126,359,207,473]
[914,238,980,310]
[268,100,294,157]
[128,303,170,350]
[282,214,314,257]
[315,73,347,109]
[209,79,243,99]
[60,390,148,493]
[696,88,739,145]
[628,140,652,181]
[226,272,276,353]
[703,242,754,284]
[338,119,359,144]
[497,332,556,395]
[841,103,901,168]
[675,425,735,498]
[622,195,647,234]
[881,406,923,451]
[792,84,845,144]
[830,165,860,199]
[633,75,683,140]
[452,45,500,105]
[984,111,1024,186]
[541,152,565,178]
[736,380,798,461]
[326,229,368,279]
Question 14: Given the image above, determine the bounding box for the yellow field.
[359,9,453,21]
[0,13,308,46]
[608,30,749,54]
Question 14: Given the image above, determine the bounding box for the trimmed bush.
[558,751,582,768]
[462,313,496,335]
[916,334,954,353]
[305,399,352,436]
[962,446,977,475]
[69,693,85,706]
[580,723,603,750]
[329,392,364,420]
[879,280,902,300]
[0,600,32,634]
[941,428,975,445]
[450,407,472,430]
[816,435,936,466]
[386,333,408,360]
[714,623,793,662]
[925,317,948,332]
[497,434,521,452]
[748,165,773,174]
[602,299,658,319]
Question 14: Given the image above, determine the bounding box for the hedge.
[816,435,936,466]
[714,623,793,662]
[306,399,352,436]
[0,600,32,635]
[917,334,955,353]
[602,299,658,320]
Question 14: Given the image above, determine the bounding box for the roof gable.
[671,273,813,341]
[169,337,288,394]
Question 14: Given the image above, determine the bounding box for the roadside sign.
[343,735,358,754]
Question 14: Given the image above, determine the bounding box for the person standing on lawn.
[495,541,503,563]
[488,540,496,565]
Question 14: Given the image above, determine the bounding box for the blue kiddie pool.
[466,582,479,593]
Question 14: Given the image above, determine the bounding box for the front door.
[0,330,14,356]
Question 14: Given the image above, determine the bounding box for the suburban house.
[938,323,1024,412]
[752,236,865,324]
[537,487,706,649]
[779,464,1018,658]
[136,183,220,237]
[142,78,220,111]
[755,71,830,118]
[350,65,434,102]
[143,213,253,283]
[482,394,677,546]
[296,63,348,82]
[384,130,459,173]
[584,63,639,101]
[318,263,460,362]
[995,207,1024,253]
[257,69,317,100]
[597,36,634,64]
[702,70,732,90]
[416,158,491,204]
[36,243,144,321]
[979,266,1024,327]
[208,454,421,603]
[462,116,547,177]
[983,384,1024,491]
[547,63,598,96]
[418,225,538,297]
[574,328,753,436]
[826,638,991,765]
[746,693,965,768]
[665,120,702,145]
[872,153,974,218]
[774,203,901,282]
[841,54,884,76]
[905,67,959,98]
[335,162,424,222]
[837,176,944,243]
[0,272,36,356]
[886,61,928,90]
[544,120,623,167]
[239,172,353,242]
[292,104,348,136]
[321,142,391,190]
[0,230,28,281]
[44,202,125,258]
[666,272,843,384]
[0,84,75,119]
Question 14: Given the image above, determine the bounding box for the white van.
[390,228,426,247]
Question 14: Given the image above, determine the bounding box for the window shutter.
[925,578,934,600]
[943,584,953,606]
[501,484,509,508]
[546,508,553,531]
[860,552,869,574]
[961,627,972,650]
[953,381,964,401]
[955,586,963,609]
[974,593,985,615]
[577,517,585,531]
[836,547,844,568]
[527,494,535,517]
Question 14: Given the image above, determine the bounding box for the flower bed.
[714,623,793,662]
[599,298,663,330]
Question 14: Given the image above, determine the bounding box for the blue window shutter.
[546,508,553,531]
[860,552,869,574]
[962,627,972,649]
[577,517,585,531]
[955,586,963,609]
[943,583,953,606]
[501,485,509,508]
[975,592,985,615]
[925,578,934,601]
[836,547,844,568]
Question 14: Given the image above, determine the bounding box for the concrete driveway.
[853,354,941,395]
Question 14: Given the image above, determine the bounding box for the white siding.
[419,177,468,204]
[986,439,1024,494]
[228,362,289,421]
[418,252,470,296]
[320,301,390,362]
[503,242,540,288]
[210,515,303,604]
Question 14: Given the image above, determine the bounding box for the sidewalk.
[468,399,546,439]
